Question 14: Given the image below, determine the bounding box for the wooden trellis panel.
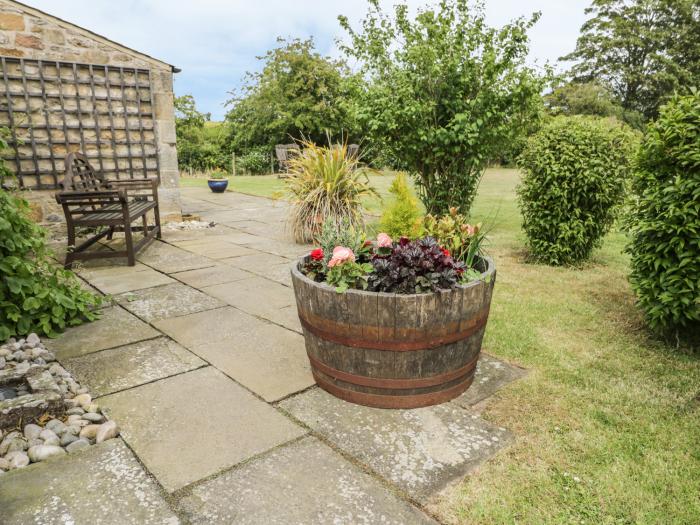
[0,56,159,190]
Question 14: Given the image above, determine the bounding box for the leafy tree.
[545,80,646,129]
[225,38,360,154]
[561,0,700,120]
[174,95,228,172]
[339,0,545,216]
[626,91,700,339]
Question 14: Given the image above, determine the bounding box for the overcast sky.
[22,0,590,120]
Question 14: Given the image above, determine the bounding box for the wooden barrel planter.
[291,256,496,409]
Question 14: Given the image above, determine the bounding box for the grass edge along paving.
[183,169,700,524]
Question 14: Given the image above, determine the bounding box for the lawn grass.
[182,169,700,523]
[179,170,395,214]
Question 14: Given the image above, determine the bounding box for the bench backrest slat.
[63,152,106,192]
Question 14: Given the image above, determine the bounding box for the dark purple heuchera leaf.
[368,236,465,293]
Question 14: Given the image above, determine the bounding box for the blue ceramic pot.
[207,178,229,193]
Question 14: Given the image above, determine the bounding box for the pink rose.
[376,232,393,248]
[328,246,355,268]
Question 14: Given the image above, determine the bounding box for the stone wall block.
[155,118,176,145]
[0,47,23,57]
[157,142,179,172]
[153,92,175,120]
[15,33,43,49]
[0,12,24,30]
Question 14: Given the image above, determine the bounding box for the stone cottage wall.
[0,0,181,223]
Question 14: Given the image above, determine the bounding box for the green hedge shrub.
[626,92,700,337]
[238,147,270,175]
[379,173,423,239]
[0,191,102,340]
[0,133,101,340]
[517,116,638,265]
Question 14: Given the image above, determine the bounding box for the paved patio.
[0,188,526,524]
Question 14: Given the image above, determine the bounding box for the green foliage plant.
[208,169,227,180]
[286,140,377,243]
[225,38,361,153]
[423,207,487,265]
[339,0,545,216]
[517,115,638,265]
[379,172,423,239]
[0,134,101,339]
[237,146,270,175]
[317,217,367,267]
[325,260,373,293]
[175,95,229,172]
[626,92,700,338]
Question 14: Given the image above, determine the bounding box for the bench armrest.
[55,189,126,205]
[107,178,158,192]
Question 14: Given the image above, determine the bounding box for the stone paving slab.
[81,265,176,295]
[176,437,436,525]
[46,306,159,360]
[201,276,295,324]
[452,353,527,409]
[137,240,216,273]
[175,240,258,260]
[62,336,206,397]
[170,264,252,288]
[273,304,303,334]
[242,261,293,287]
[243,240,309,260]
[222,252,293,273]
[180,230,262,246]
[100,366,306,493]
[154,307,312,401]
[279,388,511,502]
[115,282,225,322]
[0,439,180,524]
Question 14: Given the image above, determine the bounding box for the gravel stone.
[65,438,90,454]
[23,424,42,441]
[6,450,29,469]
[28,444,66,462]
[82,412,104,423]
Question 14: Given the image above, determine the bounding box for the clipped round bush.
[517,116,638,265]
[626,92,700,337]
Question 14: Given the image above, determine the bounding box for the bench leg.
[154,204,162,240]
[106,226,115,240]
[124,221,136,266]
[64,222,76,269]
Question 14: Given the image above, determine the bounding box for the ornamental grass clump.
[517,116,638,265]
[286,140,377,243]
[626,92,700,339]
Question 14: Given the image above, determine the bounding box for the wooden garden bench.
[275,143,300,177]
[55,152,161,268]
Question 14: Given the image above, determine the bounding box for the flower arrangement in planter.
[291,215,494,409]
[207,170,229,193]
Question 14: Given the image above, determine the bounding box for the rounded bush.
[626,92,700,337]
[238,147,270,175]
[517,116,638,265]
